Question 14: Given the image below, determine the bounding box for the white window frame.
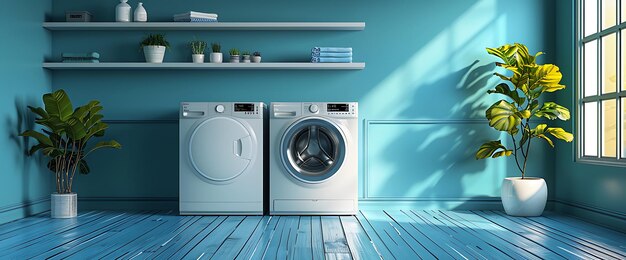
[577,0,626,166]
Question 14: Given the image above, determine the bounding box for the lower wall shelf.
[42,62,365,70]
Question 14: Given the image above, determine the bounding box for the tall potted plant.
[20,89,121,218]
[141,34,169,63]
[475,43,573,216]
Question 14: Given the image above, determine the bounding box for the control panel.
[181,102,264,119]
[301,102,358,118]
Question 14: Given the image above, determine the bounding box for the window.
[578,0,626,164]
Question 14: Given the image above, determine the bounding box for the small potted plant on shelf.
[210,42,222,63]
[242,51,251,63]
[229,48,240,63]
[252,51,262,63]
[190,40,207,63]
[20,89,122,218]
[140,34,169,63]
[475,43,573,217]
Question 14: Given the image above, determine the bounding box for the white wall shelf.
[42,62,365,70]
[43,22,365,31]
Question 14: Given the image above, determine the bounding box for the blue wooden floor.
[0,210,625,259]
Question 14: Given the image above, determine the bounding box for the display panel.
[327,104,349,112]
[234,103,255,112]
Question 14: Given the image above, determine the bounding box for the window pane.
[602,99,617,157]
[623,31,626,91]
[602,0,617,30]
[602,34,617,94]
[586,0,598,36]
[584,40,599,97]
[622,98,626,158]
[585,102,599,156]
[623,0,626,22]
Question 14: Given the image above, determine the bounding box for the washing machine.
[269,102,358,215]
[179,102,264,215]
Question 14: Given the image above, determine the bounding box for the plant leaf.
[487,83,525,105]
[486,45,518,66]
[486,100,521,132]
[85,140,122,157]
[535,102,571,120]
[43,89,73,121]
[28,106,48,119]
[65,117,87,140]
[529,64,565,92]
[79,159,90,174]
[546,127,574,142]
[536,134,554,147]
[476,140,512,159]
[20,130,53,146]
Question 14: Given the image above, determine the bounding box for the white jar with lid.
[115,0,132,22]
[134,2,147,22]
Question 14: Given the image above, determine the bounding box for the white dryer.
[179,102,264,215]
[270,102,358,215]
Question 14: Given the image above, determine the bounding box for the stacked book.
[173,11,218,22]
[311,47,352,63]
[62,52,100,63]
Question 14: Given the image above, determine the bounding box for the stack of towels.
[62,52,99,63]
[173,11,218,22]
[311,47,352,63]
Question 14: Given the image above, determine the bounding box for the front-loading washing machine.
[269,102,358,215]
[179,102,264,215]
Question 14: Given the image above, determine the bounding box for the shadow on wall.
[6,97,45,216]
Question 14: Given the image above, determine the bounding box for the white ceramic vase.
[192,54,205,63]
[210,53,223,63]
[501,177,547,216]
[115,0,132,22]
[252,56,262,63]
[134,2,147,22]
[51,193,77,218]
[230,55,240,63]
[242,55,251,63]
[143,46,166,63]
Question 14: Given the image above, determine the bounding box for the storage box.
[65,11,92,22]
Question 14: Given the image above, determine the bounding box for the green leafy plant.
[211,42,221,53]
[140,34,170,48]
[20,89,122,194]
[242,51,250,56]
[253,51,261,57]
[229,48,240,56]
[190,40,207,54]
[475,43,573,178]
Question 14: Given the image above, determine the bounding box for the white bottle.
[115,0,131,22]
[134,2,147,22]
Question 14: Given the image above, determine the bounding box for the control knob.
[309,104,319,113]
[215,104,225,113]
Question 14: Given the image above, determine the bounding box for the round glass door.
[189,117,255,182]
[280,117,346,183]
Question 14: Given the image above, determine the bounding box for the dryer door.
[188,117,256,182]
[280,117,347,183]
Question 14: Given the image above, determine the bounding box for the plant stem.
[510,135,524,173]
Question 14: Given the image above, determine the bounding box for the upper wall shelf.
[43,22,366,31]
[42,62,365,70]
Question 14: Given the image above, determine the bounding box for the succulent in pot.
[20,89,122,218]
[190,40,207,63]
[241,51,251,63]
[210,42,223,63]
[140,34,169,63]
[475,43,573,217]
[252,51,262,63]
[229,48,240,63]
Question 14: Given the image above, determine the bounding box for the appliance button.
[309,104,319,113]
[215,105,225,113]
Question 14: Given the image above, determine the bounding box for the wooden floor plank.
[439,211,542,260]
[261,216,289,259]
[385,210,455,258]
[235,216,280,260]
[180,216,245,259]
[355,211,395,260]
[0,211,56,236]
[340,215,381,260]
[494,211,622,259]
[290,216,313,260]
[543,212,626,248]
[276,216,301,259]
[360,210,421,259]
[210,216,264,259]
[321,216,352,259]
[149,216,223,259]
[311,216,325,260]
[119,216,202,259]
[476,211,600,259]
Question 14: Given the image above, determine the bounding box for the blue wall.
[554,0,626,232]
[48,0,557,210]
[0,0,53,224]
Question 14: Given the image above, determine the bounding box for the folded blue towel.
[62,52,100,59]
[312,47,353,53]
[174,18,218,22]
[312,52,352,58]
[62,59,99,63]
[311,57,352,63]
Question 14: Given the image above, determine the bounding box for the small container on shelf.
[65,11,92,22]
[115,0,132,22]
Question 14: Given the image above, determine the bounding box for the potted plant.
[229,48,240,63]
[20,89,122,218]
[140,34,169,63]
[242,51,251,63]
[252,51,262,63]
[210,42,222,63]
[190,40,207,63]
[475,43,573,217]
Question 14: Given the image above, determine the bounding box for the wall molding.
[553,199,626,233]
[0,196,50,225]
[77,196,178,211]
[103,119,178,124]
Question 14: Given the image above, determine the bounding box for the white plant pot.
[242,55,251,63]
[230,55,240,63]
[501,177,547,216]
[51,193,77,218]
[252,56,262,63]
[143,45,166,63]
[192,54,205,63]
[210,52,223,63]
